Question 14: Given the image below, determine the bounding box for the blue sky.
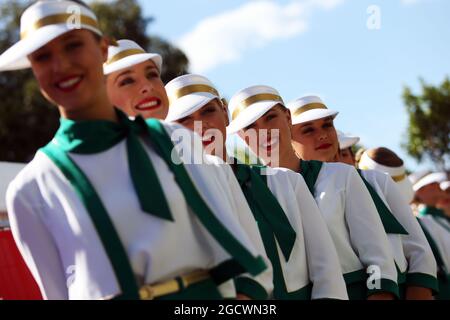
[141,0,449,171]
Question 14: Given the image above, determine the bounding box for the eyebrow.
[179,115,192,122]
[299,116,333,128]
[263,109,277,117]
[202,102,218,109]
[60,32,81,43]
[299,121,313,128]
[114,70,133,84]
[145,65,158,71]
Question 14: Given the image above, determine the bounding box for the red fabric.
[0,230,42,300]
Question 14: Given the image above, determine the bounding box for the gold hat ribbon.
[105,49,147,65]
[21,14,100,40]
[391,173,406,182]
[232,93,283,120]
[168,84,220,106]
[293,102,327,117]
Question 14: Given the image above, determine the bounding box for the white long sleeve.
[6,121,266,300]
[204,154,274,297]
[310,163,398,296]
[284,169,348,299]
[343,166,398,284]
[7,183,68,300]
[362,170,437,287]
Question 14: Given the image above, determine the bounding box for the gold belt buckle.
[139,285,156,300]
[139,270,210,300]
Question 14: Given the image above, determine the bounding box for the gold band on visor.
[105,49,146,65]
[232,93,284,120]
[392,173,406,182]
[293,103,327,117]
[20,14,100,39]
[168,84,220,105]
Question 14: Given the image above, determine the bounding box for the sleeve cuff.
[367,278,400,298]
[406,273,439,294]
[234,276,268,300]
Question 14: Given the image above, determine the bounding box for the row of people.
[339,131,450,300]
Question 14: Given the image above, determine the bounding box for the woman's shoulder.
[360,168,390,183]
[6,151,51,202]
[268,166,304,187]
[320,162,358,180]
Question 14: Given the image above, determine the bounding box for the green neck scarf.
[421,206,450,233]
[356,170,408,235]
[41,114,266,299]
[53,109,173,221]
[232,160,312,299]
[421,206,450,222]
[299,160,408,235]
[299,160,323,195]
[232,161,296,262]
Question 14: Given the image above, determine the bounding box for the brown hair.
[367,147,404,167]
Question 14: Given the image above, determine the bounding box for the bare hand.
[367,292,396,300]
[405,287,434,300]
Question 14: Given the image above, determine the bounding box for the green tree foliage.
[0,0,189,162]
[403,77,450,170]
[0,0,59,162]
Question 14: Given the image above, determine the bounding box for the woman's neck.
[444,207,450,217]
[59,87,117,122]
[219,144,229,163]
[279,146,301,172]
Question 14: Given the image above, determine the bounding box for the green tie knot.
[54,109,174,221]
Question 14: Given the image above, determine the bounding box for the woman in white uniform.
[336,131,359,167]
[227,86,399,300]
[337,142,438,299]
[103,40,278,299]
[104,39,169,120]
[0,0,267,300]
[413,173,450,299]
[163,74,348,300]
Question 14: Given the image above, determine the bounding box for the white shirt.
[265,167,348,299]
[360,169,437,279]
[6,122,265,300]
[419,214,450,274]
[208,155,348,300]
[302,162,397,283]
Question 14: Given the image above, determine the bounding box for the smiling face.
[416,183,445,206]
[238,104,293,164]
[176,98,228,156]
[28,29,108,117]
[290,116,339,162]
[437,188,450,213]
[106,59,169,120]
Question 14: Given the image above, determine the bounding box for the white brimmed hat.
[359,150,414,203]
[287,95,338,125]
[0,0,102,71]
[227,85,285,134]
[337,130,360,150]
[103,39,162,75]
[411,172,448,192]
[441,181,450,191]
[1,162,26,211]
[165,74,221,122]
